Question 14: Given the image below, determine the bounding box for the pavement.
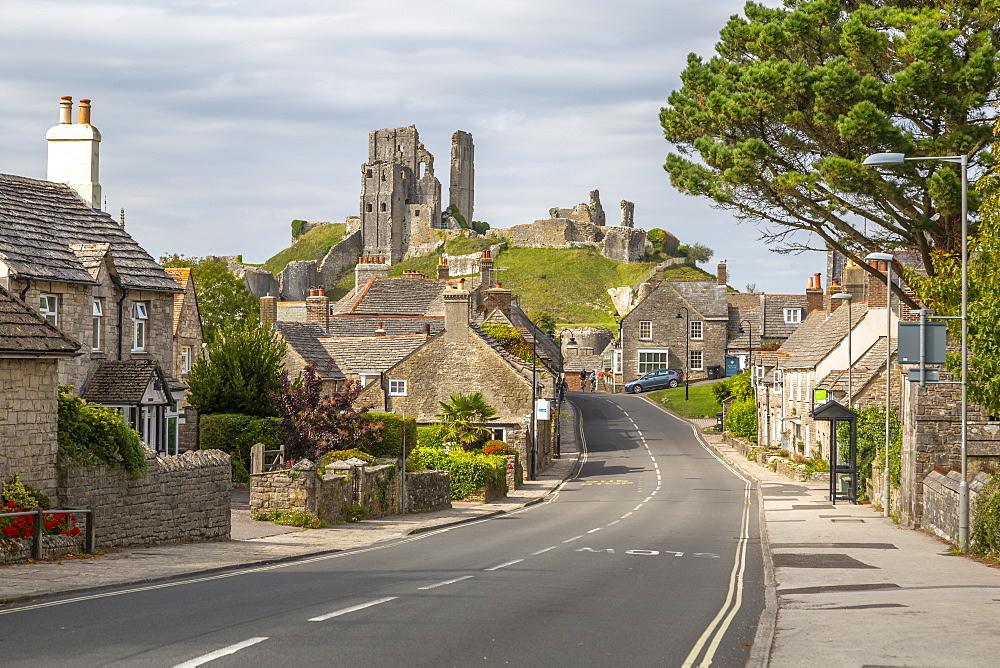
[5,397,1000,666]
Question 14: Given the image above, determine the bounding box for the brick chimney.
[480,249,493,287]
[717,262,728,286]
[305,285,329,331]
[374,322,386,338]
[355,255,388,293]
[484,281,513,317]
[259,294,277,326]
[827,277,846,312]
[805,272,824,315]
[46,96,102,209]
[443,281,471,343]
[867,261,889,308]
[437,256,450,280]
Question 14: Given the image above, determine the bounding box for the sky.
[0,0,817,295]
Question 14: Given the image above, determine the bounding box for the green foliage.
[661,0,1000,277]
[650,382,723,418]
[198,413,280,481]
[447,204,470,230]
[361,412,417,458]
[436,393,498,450]
[407,447,507,500]
[726,398,757,442]
[973,476,1000,557]
[187,321,285,418]
[470,220,491,234]
[416,424,448,450]
[480,320,537,364]
[57,389,147,477]
[261,223,348,274]
[1,474,50,510]
[837,406,901,501]
[317,449,377,469]
[345,505,369,522]
[158,254,260,344]
[252,509,326,529]
[676,243,714,264]
[290,219,307,238]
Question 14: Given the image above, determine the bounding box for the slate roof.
[0,283,81,355]
[320,335,429,377]
[817,338,897,402]
[165,268,192,335]
[325,315,443,337]
[565,354,605,373]
[274,322,345,380]
[80,359,170,405]
[669,280,728,318]
[335,276,446,316]
[761,294,809,339]
[778,304,868,369]
[0,174,180,292]
[727,303,762,349]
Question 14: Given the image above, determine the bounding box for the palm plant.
[436,392,497,450]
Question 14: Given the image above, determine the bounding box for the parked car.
[625,369,683,393]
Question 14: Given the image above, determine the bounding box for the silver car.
[625,369,683,393]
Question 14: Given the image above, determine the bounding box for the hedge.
[407,447,506,500]
[199,413,280,481]
[362,412,418,458]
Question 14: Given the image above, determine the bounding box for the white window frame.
[388,379,408,396]
[783,308,802,324]
[638,320,652,340]
[689,320,703,340]
[92,299,103,351]
[613,349,623,374]
[39,293,58,326]
[490,427,506,442]
[180,346,192,374]
[637,349,670,374]
[132,302,148,352]
[689,349,704,371]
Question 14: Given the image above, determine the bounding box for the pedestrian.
[589,370,597,392]
[558,378,568,402]
[579,369,587,391]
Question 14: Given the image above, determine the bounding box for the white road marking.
[308,597,397,622]
[531,546,558,555]
[644,496,652,502]
[625,550,659,556]
[563,535,584,543]
[621,512,633,518]
[587,528,601,534]
[484,559,523,571]
[418,576,473,590]
[576,547,615,553]
[173,637,268,668]
[607,520,620,526]
[633,505,643,511]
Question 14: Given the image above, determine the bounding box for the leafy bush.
[725,398,757,442]
[837,406,901,501]
[417,424,448,449]
[57,389,146,477]
[251,509,326,529]
[1,474,50,510]
[199,413,280,482]
[973,476,1000,558]
[362,412,417,457]
[408,447,506,500]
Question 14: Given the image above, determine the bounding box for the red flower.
[61,530,70,535]
[70,527,80,536]
[5,501,16,508]
[2,526,18,537]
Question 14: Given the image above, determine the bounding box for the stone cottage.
[165,268,204,450]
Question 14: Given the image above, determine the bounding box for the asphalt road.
[1,392,763,667]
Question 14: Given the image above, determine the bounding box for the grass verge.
[647,383,721,418]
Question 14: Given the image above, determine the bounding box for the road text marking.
[309,597,397,622]
[174,637,268,668]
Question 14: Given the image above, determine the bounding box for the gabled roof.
[80,359,171,405]
[320,335,429,377]
[325,315,443,337]
[0,174,180,292]
[817,337,897,401]
[334,276,446,316]
[565,354,604,373]
[69,243,112,280]
[165,268,193,335]
[778,304,868,369]
[668,280,728,319]
[274,321,345,380]
[727,303,762,349]
[761,294,809,339]
[0,283,81,355]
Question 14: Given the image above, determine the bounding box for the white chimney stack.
[46,96,102,210]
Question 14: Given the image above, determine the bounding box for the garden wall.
[0,534,84,566]
[921,470,990,544]
[58,448,231,549]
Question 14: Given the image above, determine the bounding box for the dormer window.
[783,308,803,324]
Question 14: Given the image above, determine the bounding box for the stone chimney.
[443,281,471,343]
[717,262,728,286]
[827,277,845,312]
[654,264,665,283]
[305,286,329,331]
[355,255,388,293]
[374,322,386,338]
[437,256,450,280]
[46,96,102,209]
[423,322,432,339]
[480,249,493,287]
[805,272,824,315]
[867,261,889,308]
[484,281,513,317]
[260,294,278,326]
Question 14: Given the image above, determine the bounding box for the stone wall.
[0,358,60,498]
[486,216,647,264]
[921,470,990,544]
[0,533,85,566]
[58,448,231,549]
[405,470,451,513]
[444,245,504,277]
[279,261,318,303]
[318,230,363,291]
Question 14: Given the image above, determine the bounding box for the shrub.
[725,398,757,442]
[251,509,326,529]
[973,476,1000,558]
[362,412,417,457]
[1,474,50,510]
[199,413,280,482]
[57,389,146,477]
[483,441,517,456]
[408,447,506,500]
[417,424,448,449]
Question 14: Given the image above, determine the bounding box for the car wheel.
[668,379,679,388]
[632,384,643,394]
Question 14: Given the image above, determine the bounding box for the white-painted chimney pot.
[46,95,102,209]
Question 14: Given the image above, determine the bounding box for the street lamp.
[864,251,894,520]
[863,151,969,548]
[737,319,753,374]
[528,318,554,481]
[676,308,690,400]
[832,292,853,405]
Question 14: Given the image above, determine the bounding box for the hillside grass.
[648,383,722,418]
[262,223,348,274]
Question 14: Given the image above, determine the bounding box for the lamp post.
[528,318,554,481]
[832,292,853,405]
[737,319,753,374]
[863,151,969,547]
[864,251,894,520]
[676,308,690,400]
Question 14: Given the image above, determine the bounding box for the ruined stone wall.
[58,448,231,548]
[444,244,505,276]
[317,230,363,289]
[242,267,280,300]
[487,216,647,263]
[279,260,318,303]
[921,470,990,544]
[602,227,647,263]
[449,131,475,223]
[0,358,60,498]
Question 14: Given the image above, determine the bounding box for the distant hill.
[261,223,348,274]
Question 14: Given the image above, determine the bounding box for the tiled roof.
[761,294,809,339]
[817,338,897,402]
[727,304,762,349]
[0,283,80,355]
[165,268,192,335]
[565,354,604,373]
[325,315,443,337]
[469,323,535,378]
[779,304,868,369]
[80,359,168,404]
[506,305,563,374]
[669,280,728,318]
[69,243,111,279]
[336,276,446,316]
[275,322,345,380]
[0,174,180,292]
[320,335,428,376]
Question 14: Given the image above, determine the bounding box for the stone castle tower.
[359,126,474,264]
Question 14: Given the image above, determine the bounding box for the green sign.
[813,389,827,403]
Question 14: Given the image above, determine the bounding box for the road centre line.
[309,597,397,622]
[563,535,584,543]
[633,505,643,511]
[418,576,473,590]
[621,512,633,518]
[173,637,269,668]
[606,520,620,526]
[484,559,523,571]
[587,528,601,533]
[531,546,558,555]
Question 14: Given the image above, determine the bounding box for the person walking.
[579,369,588,391]
[558,378,568,402]
[589,370,597,392]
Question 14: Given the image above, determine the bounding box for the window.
[180,346,192,374]
[490,427,506,442]
[783,308,802,324]
[689,350,704,371]
[132,302,148,351]
[638,320,652,340]
[388,379,407,396]
[689,320,703,340]
[380,202,387,212]
[637,349,669,374]
[613,349,622,374]
[366,169,373,178]
[92,299,103,350]
[366,203,373,212]
[39,294,58,326]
